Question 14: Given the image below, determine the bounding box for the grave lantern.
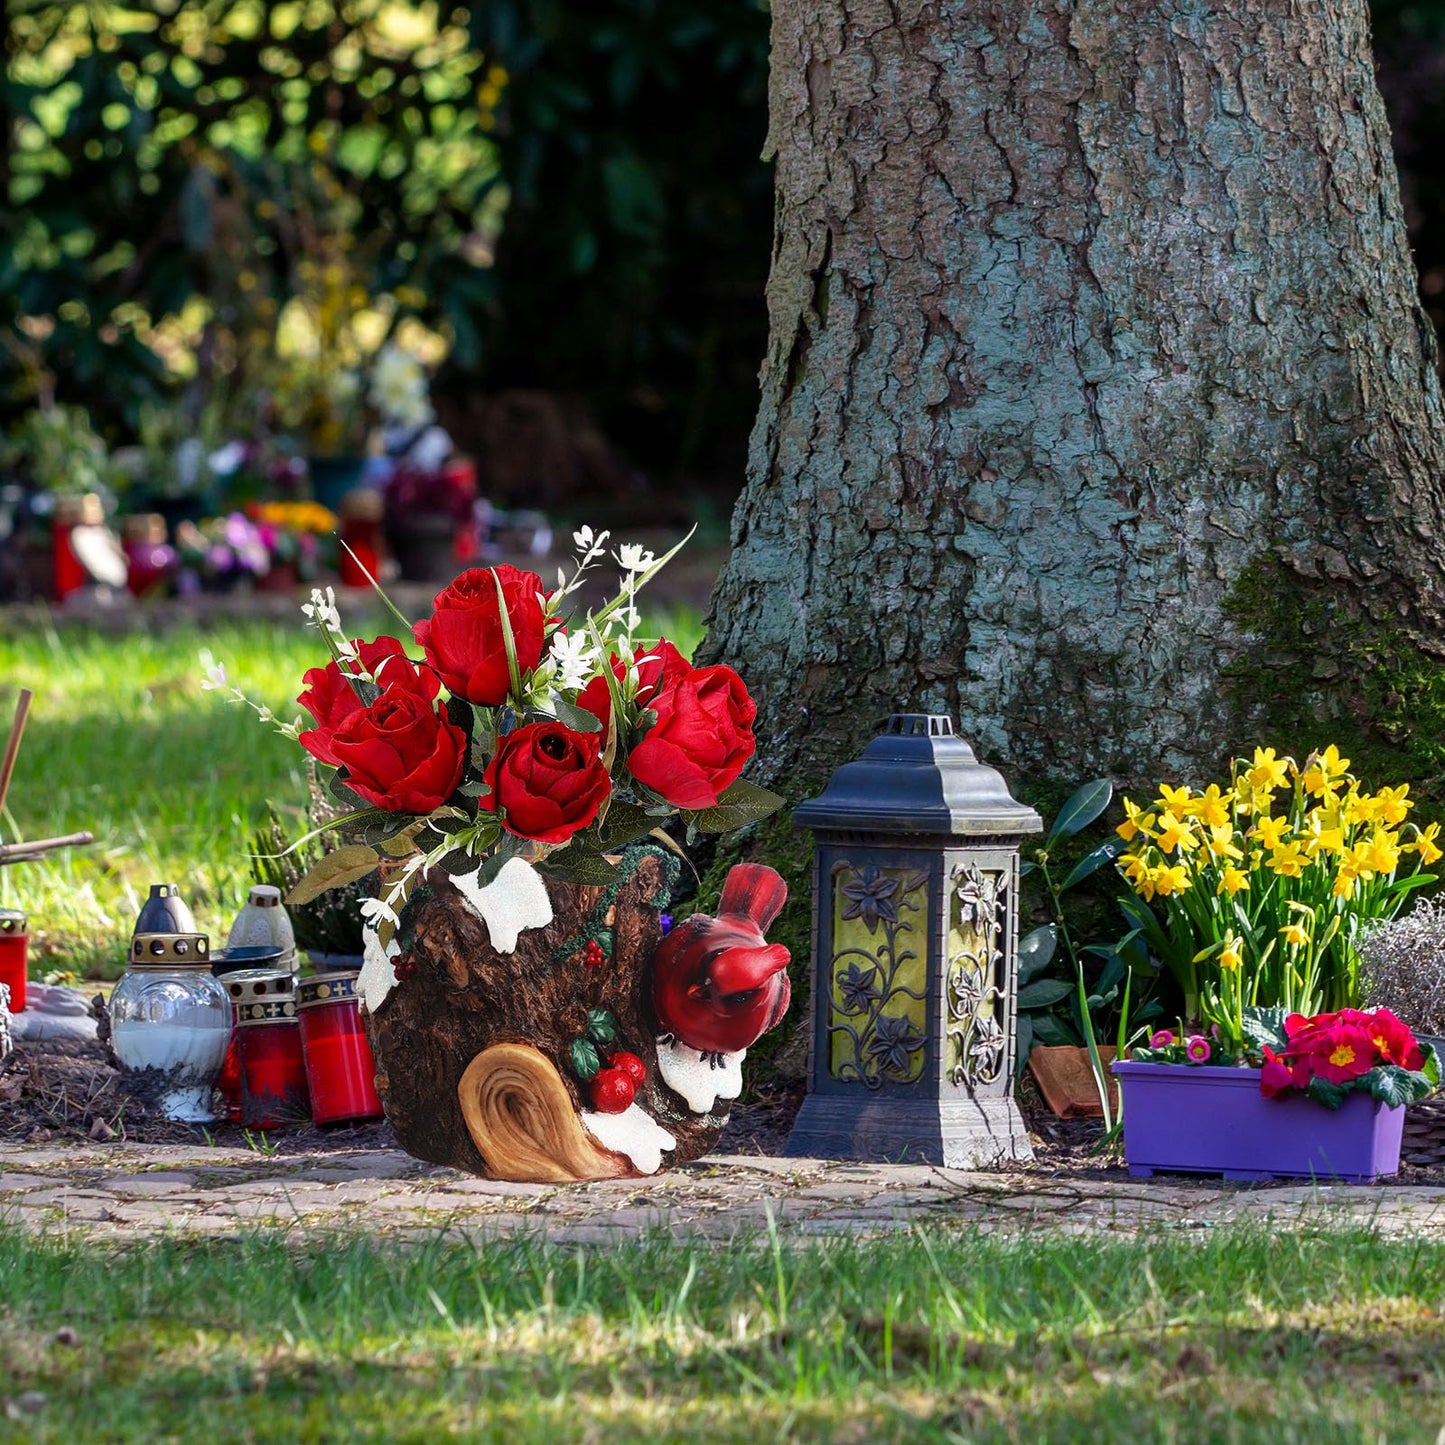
[786,715,1042,1166]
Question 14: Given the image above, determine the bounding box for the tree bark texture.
[705,0,1445,790]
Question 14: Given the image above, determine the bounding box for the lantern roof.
[792,715,1043,838]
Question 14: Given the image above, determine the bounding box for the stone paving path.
[4,1141,1445,1244]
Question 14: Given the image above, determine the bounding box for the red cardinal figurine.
[651,863,791,1057]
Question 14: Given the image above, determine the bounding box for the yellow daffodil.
[1301,744,1350,798]
[1331,871,1358,899]
[1361,827,1401,876]
[1371,784,1412,826]
[1151,863,1191,896]
[1244,747,1291,792]
[1153,811,1198,854]
[1189,783,1233,830]
[1219,933,1242,971]
[1266,841,1308,878]
[1217,865,1249,896]
[1411,821,1443,866]
[1203,824,1243,862]
[1251,814,1290,850]
[1116,797,1156,842]
[1280,920,1310,949]
[1120,854,1152,887]
[1156,782,1194,815]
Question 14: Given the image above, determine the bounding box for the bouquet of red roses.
[250,528,781,953]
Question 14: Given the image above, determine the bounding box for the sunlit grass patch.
[1,1224,1442,1442]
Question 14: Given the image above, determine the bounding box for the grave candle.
[0,909,28,1014]
[226,969,309,1129]
[298,973,383,1126]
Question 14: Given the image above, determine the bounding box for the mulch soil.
[5,1030,1443,1187]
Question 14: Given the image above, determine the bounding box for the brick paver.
[2,1139,1443,1243]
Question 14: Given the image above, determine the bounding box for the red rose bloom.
[327,688,467,815]
[413,565,548,705]
[577,640,694,732]
[480,720,611,844]
[627,659,757,810]
[298,636,433,768]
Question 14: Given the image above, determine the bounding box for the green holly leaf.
[569,1038,601,1081]
[586,1008,619,1046]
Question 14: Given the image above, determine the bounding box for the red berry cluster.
[392,957,416,983]
[583,939,607,969]
[588,1051,645,1113]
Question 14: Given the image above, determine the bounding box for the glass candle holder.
[227,969,310,1129]
[0,909,28,1014]
[110,932,230,1121]
[339,488,385,588]
[298,972,383,1126]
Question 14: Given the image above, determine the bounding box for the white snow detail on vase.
[655,1037,745,1114]
[452,856,554,954]
[582,1103,677,1175]
[358,924,401,1015]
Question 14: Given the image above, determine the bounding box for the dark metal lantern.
[786,715,1042,1166]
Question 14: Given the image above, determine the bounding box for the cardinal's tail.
[718,863,788,932]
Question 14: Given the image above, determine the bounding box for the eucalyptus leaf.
[1046,779,1113,848]
[286,845,380,904]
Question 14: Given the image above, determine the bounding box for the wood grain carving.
[457,1042,631,1182]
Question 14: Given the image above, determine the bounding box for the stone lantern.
[785,715,1042,1166]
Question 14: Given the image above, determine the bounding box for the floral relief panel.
[827,861,931,1087]
[945,861,1008,1088]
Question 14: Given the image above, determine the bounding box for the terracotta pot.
[1028,1044,1119,1118]
[362,846,735,1182]
[1112,1061,1405,1183]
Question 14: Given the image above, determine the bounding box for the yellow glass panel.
[826,861,930,1086]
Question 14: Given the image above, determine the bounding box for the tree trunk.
[705,0,1445,792]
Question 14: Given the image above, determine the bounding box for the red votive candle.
[0,909,27,1014]
[298,973,383,1125]
[226,969,310,1129]
[338,489,385,588]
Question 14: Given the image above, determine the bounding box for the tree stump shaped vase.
[362,846,790,1181]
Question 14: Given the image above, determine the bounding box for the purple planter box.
[1111,1061,1405,1183]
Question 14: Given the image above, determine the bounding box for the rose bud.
[480,720,611,844]
[413,565,548,706]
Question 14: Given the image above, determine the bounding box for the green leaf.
[1016,978,1072,1009]
[598,800,656,849]
[1240,1006,1289,1053]
[569,1038,601,1081]
[1015,1014,1035,1074]
[436,847,483,877]
[586,1008,619,1046]
[286,845,380,904]
[327,771,371,812]
[537,848,620,885]
[549,697,603,734]
[1017,925,1058,983]
[1033,1014,1082,1047]
[491,568,525,702]
[1305,1076,1349,1111]
[1059,837,1125,891]
[1363,1066,1431,1108]
[691,778,786,834]
[1047,779,1113,848]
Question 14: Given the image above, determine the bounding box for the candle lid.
[224,968,296,1006]
[297,971,361,1008]
[212,945,288,977]
[247,886,283,909]
[0,908,25,933]
[235,997,299,1026]
[129,932,211,969]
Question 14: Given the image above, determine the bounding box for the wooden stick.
[0,830,94,864]
[0,688,33,821]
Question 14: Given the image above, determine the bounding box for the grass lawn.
[0,607,703,979]
[1,1223,1442,1442]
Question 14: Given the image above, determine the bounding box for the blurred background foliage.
[2,0,1444,496]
